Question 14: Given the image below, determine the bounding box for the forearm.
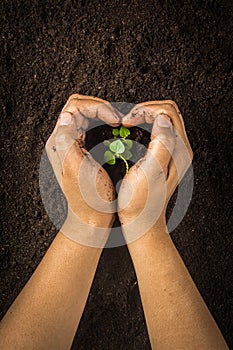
[0,231,103,350]
[127,227,228,350]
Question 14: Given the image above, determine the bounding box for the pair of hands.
[46,94,193,247]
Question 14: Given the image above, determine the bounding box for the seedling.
[104,126,133,174]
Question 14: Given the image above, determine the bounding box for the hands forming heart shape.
[46,94,193,247]
[1,95,227,350]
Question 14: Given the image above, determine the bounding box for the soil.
[0,0,232,349]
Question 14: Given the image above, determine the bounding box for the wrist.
[60,208,113,248]
[120,213,168,245]
[125,213,173,255]
[56,231,103,254]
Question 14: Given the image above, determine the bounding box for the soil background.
[0,0,232,349]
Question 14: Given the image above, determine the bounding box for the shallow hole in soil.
[85,122,151,186]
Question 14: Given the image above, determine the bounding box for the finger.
[62,94,120,127]
[122,105,155,127]
[123,100,193,160]
[122,106,142,127]
[166,131,193,196]
[50,110,86,141]
[97,103,121,126]
[166,158,179,197]
[57,110,116,200]
[46,113,82,184]
[145,114,176,177]
[55,113,114,190]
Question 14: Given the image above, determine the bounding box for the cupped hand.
[118,100,193,242]
[46,94,120,247]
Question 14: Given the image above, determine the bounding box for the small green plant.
[104,126,133,174]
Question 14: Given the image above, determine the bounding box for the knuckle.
[163,100,179,113]
[163,99,178,109]
[69,93,80,101]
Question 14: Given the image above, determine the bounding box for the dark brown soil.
[0,0,232,349]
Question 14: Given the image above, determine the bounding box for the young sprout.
[104,126,133,174]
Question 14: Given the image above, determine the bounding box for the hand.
[46,94,120,247]
[118,100,193,242]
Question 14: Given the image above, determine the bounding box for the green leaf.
[109,139,125,154]
[112,128,119,137]
[107,158,116,165]
[123,139,133,149]
[121,149,133,160]
[119,126,130,138]
[103,140,111,147]
[104,151,116,165]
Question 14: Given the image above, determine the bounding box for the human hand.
[118,100,193,242]
[46,94,120,247]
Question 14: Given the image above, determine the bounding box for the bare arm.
[127,227,228,349]
[0,94,120,349]
[119,101,228,349]
[0,232,103,350]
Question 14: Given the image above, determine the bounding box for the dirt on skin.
[0,0,232,349]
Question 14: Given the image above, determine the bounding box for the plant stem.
[119,155,129,174]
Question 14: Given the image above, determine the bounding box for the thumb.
[57,115,105,174]
[146,114,176,176]
[55,112,82,163]
[46,112,82,185]
[56,112,102,173]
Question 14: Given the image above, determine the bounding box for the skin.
[45,94,121,246]
[119,101,228,349]
[0,95,120,350]
[0,96,228,349]
[0,233,103,350]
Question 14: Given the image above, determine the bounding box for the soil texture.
[0,0,232,349]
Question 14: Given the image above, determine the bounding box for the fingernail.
[157,114,172,128]
[60,112,72,125]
